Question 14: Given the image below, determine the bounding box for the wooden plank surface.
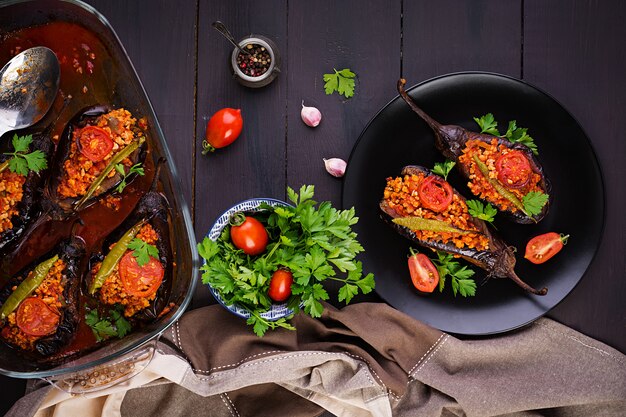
[524,0,626,353]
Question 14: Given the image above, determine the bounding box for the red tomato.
[203,108,243,153]
[268,269,293,302]
[418,176,454,212]
[229,213,268,256]
[408,250,439,293]
[524,232,569,264]
[16,297,60,337]
[495,150,532,189]
[78,126,114,162]
[119,251,164,297]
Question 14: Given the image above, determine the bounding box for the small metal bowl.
[230,35,280,88]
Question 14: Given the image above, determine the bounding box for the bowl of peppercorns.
[230,35,280,88]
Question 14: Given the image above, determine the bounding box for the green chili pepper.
[392,217,470,235]
[472,154,530,217]
[0,160,8,174]
[75,136,146,211]
[89,219,146,295]
[0,255,59,320]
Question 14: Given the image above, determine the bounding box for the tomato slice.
[408,252,440,293]
[418,176,454,212]
[119,251,164,297]
[495,150,532,189]
[16,297,60,337]
[78,125,114,162]
[524,232,569,264]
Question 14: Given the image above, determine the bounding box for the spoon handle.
[212,21,250,55]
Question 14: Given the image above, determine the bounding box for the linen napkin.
[6,302,626,417]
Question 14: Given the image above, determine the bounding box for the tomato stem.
[201,140,215,155]
[560,234,570,245]
[229,212,246,227]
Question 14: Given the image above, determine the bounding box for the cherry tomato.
[495,150,532,189]
[268,269,293,302]
[418,176,454,212]
[408,249,439,293]
[203,108,243,154]
[78,125,114,162]
[524,232,569,264]
[229,213,269,256]
[16,297,60,337]
[119,251,164,297]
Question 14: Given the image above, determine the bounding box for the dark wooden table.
[2,1,625,414]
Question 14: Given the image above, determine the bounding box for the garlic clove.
[301,101,322,127]
[323,158,347,178]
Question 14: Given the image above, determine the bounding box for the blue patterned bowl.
[205,198,294,321]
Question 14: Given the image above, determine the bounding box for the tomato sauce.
[0,22,156,358]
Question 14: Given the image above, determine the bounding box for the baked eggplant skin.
[0,131,54,256]
[0,234,85,359]
[397,78,551,224]
[380,165,548,295]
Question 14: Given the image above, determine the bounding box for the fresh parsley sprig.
[115,163,145,193]
[432,160,456,180]
[432,252,477,297]
[85,305,131,342]
[474,113,539,155]
[1,134,47,176]
[522,191,549,216]
[128,238,159,267]
[198,185,375,337]
[323,68,356,98]
[466,199,497,224]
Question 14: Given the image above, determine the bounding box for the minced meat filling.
[0,170,26,234]
[96,223,160,317]
[383,173,489,251]
[57,108,140,199]
[458,139,543,213]
[1,259,66,350]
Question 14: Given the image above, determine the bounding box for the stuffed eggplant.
[46,105,147,218]
[0,232,85,357]
[380,165,548,295]
[87,163,171,321]
[397,79,550,224]
[0,130,53,255]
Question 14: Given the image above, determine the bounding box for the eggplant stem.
[507,270,548,296]
[397,79,443,132]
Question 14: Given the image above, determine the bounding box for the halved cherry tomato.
[418,176,454,212]
[16,297,60,337]
[202,108,243,154]
[119,251,164,297]
[495,150,532,189]
[268,269,294,302]
[408,249,439,293]
[78,125,114,162]
[524,232,569,264]
[229,213,268,256]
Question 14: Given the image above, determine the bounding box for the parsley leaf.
[85,306,132,342]
[522,191,549,216]
[128,238,159,267]
[432,160,456,180]
[323,68,356,98]
[115,163,145,193]
[504,120,538,155]
[473,113,500,136]
[198,185,374,336]
[431,252,477,297]
[466,199,498,223]
[2,134,47,176]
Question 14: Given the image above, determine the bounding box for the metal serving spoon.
[212,21,251,56]
[0,46,60,138]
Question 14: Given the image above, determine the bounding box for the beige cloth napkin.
[6,302,626,417]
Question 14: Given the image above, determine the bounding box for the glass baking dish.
[0,0,198,378]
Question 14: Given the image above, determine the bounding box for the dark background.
[2,1,625,415]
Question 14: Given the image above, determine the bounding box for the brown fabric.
[5,302,626,417]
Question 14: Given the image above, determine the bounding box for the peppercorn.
[236,43,271,77]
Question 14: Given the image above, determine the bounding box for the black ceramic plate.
[342,72,604,335]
